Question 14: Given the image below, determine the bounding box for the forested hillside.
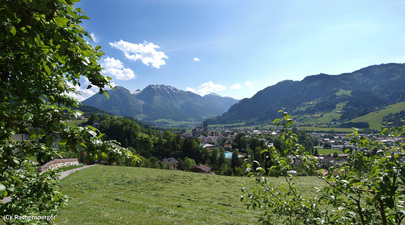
[209,63,405,125]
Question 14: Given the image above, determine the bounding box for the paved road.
[1,165,95,203]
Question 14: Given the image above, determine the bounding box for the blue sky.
[72,0,405,101]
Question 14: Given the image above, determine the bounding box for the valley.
[3,1,405,224]
[82,63,405,130]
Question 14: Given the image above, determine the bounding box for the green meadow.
[57,165,260,224]
[65,119,87,127]
[350,101,405,129]
[316,148,344,155]
[57,165,320,224]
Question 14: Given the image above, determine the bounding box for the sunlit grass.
[299,126,355,133]
[350,101,405,129]
[66,119,86,127]
[316,148,344,155]
[58,165,263,224]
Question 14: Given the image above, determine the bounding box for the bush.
[242,110,405,225]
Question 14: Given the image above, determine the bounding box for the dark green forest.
[382,110,405,127]
[79,114,319,176]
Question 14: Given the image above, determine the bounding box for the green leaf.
[79,15,90,20]
[71,109,82,118]
[97,133,105,139]
[104,90,110,100]
[23,112,34,121]
[54,17,69,27]
[44,64,51,75]
[256,167,265,172]
[28,130,37,140]
[88,130,97,137]
[380,182,388,192]
[0,184,6,196]
[384,197,394,208]
[58,139,67,145]
[10,26,17,36]
[86,125,97,131]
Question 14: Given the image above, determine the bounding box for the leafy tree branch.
[0,0,139,223]
[242,110,405,224]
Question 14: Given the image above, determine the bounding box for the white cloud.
[186,87,196,93]
[89,33,99,43]
[192,81,226,96]
[105,81,117,90]
[66,78,118,101]
[245,81,254,89]
[194,58,200,62]
[66,82,97,102]
[100,57,136,80]
[110,40,168,68]
[231,84,242,89]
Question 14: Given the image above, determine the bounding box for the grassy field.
[316,148,344,155]
[296,101,347,125]
[57,165,320,224]
[350,101,405,129]
[57,165,261,224]
[66,119,87,127]
[299,126,355,133]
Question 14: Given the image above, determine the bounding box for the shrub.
[242,110,405,225]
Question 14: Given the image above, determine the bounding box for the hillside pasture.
[295,101,347,125]
[57,165,320,224]
[350,101,405,129]
[316,148,344,155]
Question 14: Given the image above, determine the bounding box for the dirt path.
[58,164,95,179]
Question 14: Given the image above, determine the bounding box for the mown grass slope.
[350,101,405,129]
[58,165,263,224]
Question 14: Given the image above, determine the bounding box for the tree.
[218,148,226,167]
[242,110,405,224]
[0,1,138,223]
[209,148,219,169]
[182,157,196,171]
[231,149,241,174]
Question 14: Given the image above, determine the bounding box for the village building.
[190,164,211,173]
[192,121,208,137]
[202,143,216,150]
[160,157,180,170]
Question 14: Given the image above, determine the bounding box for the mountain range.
[208,63,405,126]
[82,63,405,129]
[82,85,238,127]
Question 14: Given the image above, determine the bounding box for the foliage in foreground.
[242,110,405,225]
[0,0,138,224]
